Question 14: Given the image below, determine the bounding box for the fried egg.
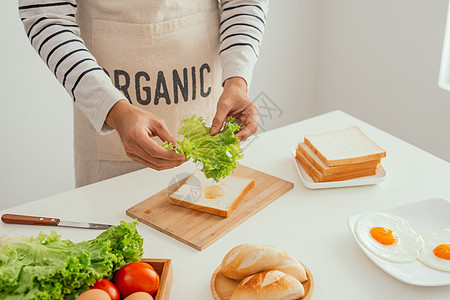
[418,228,450,272]
[355,213,424,263]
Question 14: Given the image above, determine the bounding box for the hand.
[210,77,258,141]
[105,100,187,170]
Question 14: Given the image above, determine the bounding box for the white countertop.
[1,110,450,299]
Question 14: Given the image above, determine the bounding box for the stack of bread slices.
[295,126,386,183]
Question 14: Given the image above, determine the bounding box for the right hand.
[105,99,187,170]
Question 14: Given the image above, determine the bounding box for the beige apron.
[74,0,222,187]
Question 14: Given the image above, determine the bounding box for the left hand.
[210,77,258,141]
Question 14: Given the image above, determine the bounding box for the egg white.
[418,228,450,272]
[355,213,423,263]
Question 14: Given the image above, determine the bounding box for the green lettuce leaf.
[0,221,143,299]
[163,115,244,182]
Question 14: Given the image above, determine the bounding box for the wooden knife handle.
[1,214,60,226]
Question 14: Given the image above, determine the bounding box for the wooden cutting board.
[126,165,294,251]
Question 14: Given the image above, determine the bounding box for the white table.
[1,110,449,300]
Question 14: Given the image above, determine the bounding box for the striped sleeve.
[18,0,125,134]
[219,0,269,87]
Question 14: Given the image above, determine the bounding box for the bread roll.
[273,254,307,282]
[221,244,284,280]
[230,270,304,300]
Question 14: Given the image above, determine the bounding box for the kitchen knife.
[1,214,113,230]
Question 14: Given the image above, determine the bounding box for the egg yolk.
[370,227,398,245]
[433,244,450,260]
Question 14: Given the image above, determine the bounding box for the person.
[18,0,268,187]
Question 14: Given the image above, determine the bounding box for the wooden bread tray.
[210,261,314,300]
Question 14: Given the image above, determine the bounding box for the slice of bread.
[297,142,380,175]
[169,170,255,217]
[304,126,386,167]
[296,149,378,182]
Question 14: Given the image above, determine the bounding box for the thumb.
[152,120,177,146]
[152,123,185,160]
[210,104,230,135]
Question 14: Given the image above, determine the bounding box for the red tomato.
[113,262,160,298]
[90,278,120,300]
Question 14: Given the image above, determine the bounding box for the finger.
[237,120,258,141]
[142,128,186,161]
[151,119,178,146]
[210,102,231,135]
[127,153,161,170]
[149,141,187,161]
[236,106,258,141]
[142,142,188,163]
[128,149,187,170]
[128,153,180,171]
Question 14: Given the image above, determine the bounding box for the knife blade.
[1,214,113,230]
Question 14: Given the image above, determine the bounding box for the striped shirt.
[18,0,268,134]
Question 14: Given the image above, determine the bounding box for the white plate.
[290,145,387,189]
[348,198,450,286]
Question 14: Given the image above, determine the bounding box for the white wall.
[0,0,75,210]
[316,0,450,163]
[1,0,449,210]
[250,0,319,130]
[0,1,74,209]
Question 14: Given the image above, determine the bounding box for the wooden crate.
[141,258,173,300]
